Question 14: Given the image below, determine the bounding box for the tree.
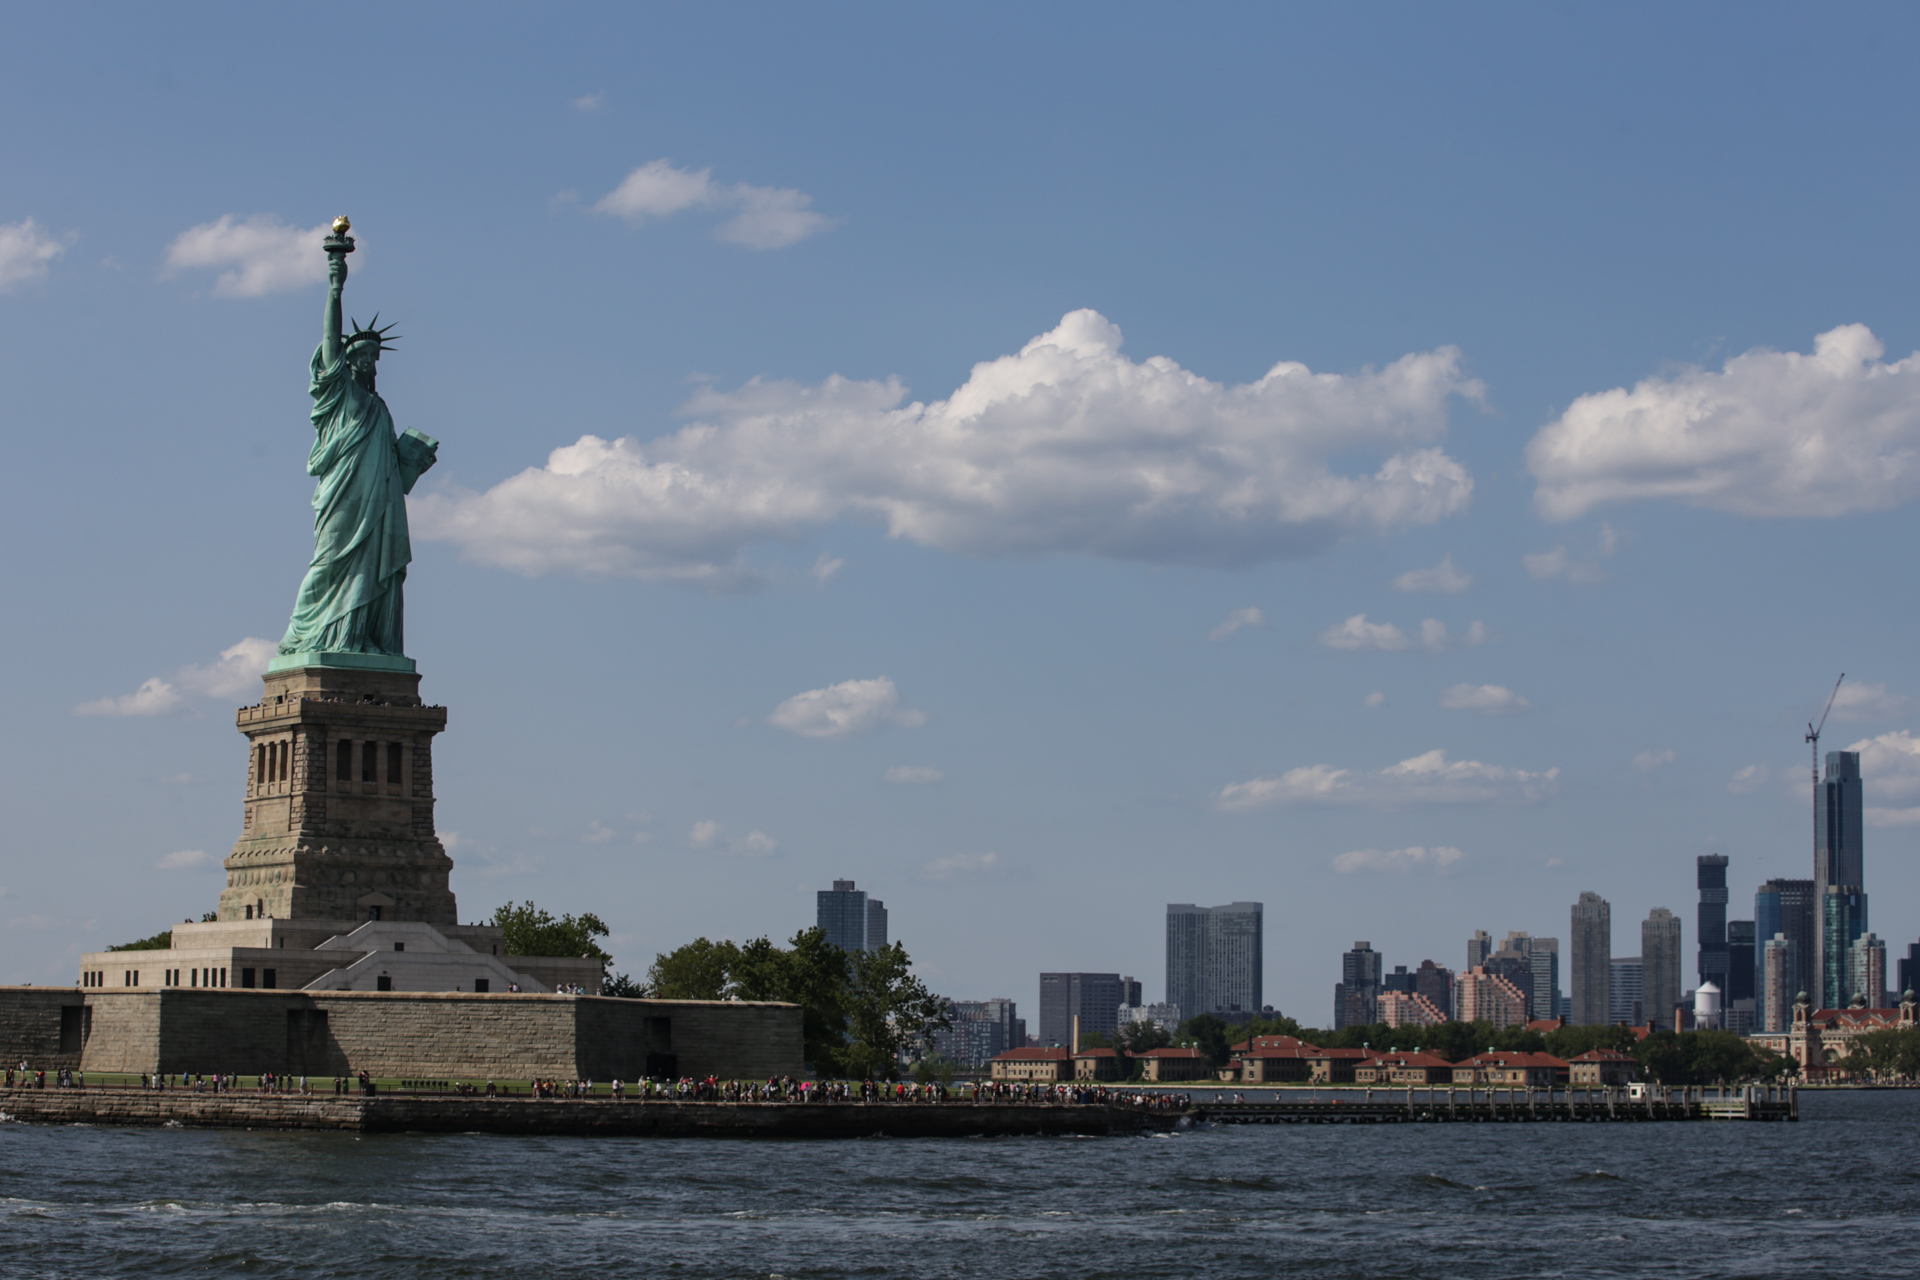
[1176,1013,1233,1070]
[730,929,853,1074]
[840,942,951,1080]
[108,929,173,952]
[643,937,739,1000]
[1543,1023,1638,1060]
[1116,1019,1172,1055]
[1634,1029,1763,1084]
[492,901,612,964]
[1835,1027,1920,1081]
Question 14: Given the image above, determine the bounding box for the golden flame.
[332,215,351,235]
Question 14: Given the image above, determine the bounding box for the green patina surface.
[275,229,437,673]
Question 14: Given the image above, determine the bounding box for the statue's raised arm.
[321,215,353,367]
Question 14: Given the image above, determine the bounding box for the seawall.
[0,1090,1183,1138]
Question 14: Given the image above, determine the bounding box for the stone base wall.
[0,989,802,1080]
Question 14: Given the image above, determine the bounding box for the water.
[3,1090,1916,1278]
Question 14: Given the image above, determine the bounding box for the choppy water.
[2,1090,1916,1278]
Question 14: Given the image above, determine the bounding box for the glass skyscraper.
[1821,886,1868,1009]
[1813,751,1864,1003]
[1697,854,1729,991]
[1755,878,1814,1029]
[1165,901,1264,1025]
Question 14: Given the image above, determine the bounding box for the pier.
[1193,1084,1797,1123]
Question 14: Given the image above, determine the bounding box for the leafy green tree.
[1176,1013,1234,1070]
[1116,1020,1173,1055]
[840,942,951,1080]
[1543,1023,1638,1060]
[730,929,853,1074]
[492,901,613,966]
[1835,1027,1920,1080]
[1077,1031,1112,1049]
[642,937,740,1000]
[1634,1029,1763,1084]
[601,971,644,998]
[108,929,174,952]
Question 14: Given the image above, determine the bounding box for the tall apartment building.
[1120,976,1142,1009]
[1849,933,1888,1009]
[1414,960,1454,1016]
[1755,878,1814,1030]
[1762,933,1794,1033]
[1467,930,1492,971]
[931,998,1021,1067]
[1038,972,1122,1046]
[1334,941,1382,1029]
[1500,931,1560,1025]
[1165,902,1264,1023]
[1899,941,1920,1000]
[1814,751,1864,1005]
[1377,990,1447,1028]
[816,879,887,953]
[1571,892,1611,1025]
[1822,887,1868,1009]
[1697,855,1729,993]
[1725,918,1756,1033]
[1456,966,1528,1028]
[1609,957,1644,1026]
[1642,907,1683,1026]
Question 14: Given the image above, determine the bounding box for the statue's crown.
[344,314,399,354]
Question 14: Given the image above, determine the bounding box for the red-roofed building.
[1306,1047,1373,1084]
[1525,1017,1566,1034]
[989,1046,1072,1081]
[1355,1050,1454,1085]
[1567,1048,1637,1086]
[1749,992,1917,1079]
[1072,1047,1121,1081]
[1232,1035,1320,1084]
[1136,1046,1212,1082]
[1450,1051,1568,1087]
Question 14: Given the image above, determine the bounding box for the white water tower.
[1693,980,1722,1031]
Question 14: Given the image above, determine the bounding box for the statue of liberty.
[275,217,437,670]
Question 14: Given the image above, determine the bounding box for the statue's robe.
[277,342,429,659]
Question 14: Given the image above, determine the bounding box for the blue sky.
[4,4,1920,1019]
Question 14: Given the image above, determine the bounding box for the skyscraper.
[1697,855,1729,992]
[1848,933,1887,1008]
[1755,878,1814,1030]
[1571,892,1611,1025]
[866,897,888,951]
[1334,941,1382,1029]
[1467,930,1492,971]
[817,880,882,953]
[1643,907,1683,1026]
[1414,960,1454,1015]
[1501,932,1560,1025]
[1609,957,1644,1025]
[1038,972,1122,1046]
[1762,933,1794,1032]
[1813,750,1864,1003]
[1822,886,1868,1009]
[1725,918,1757,1034]
[1898,940,1920,1000]
[1165,902,1264,1022]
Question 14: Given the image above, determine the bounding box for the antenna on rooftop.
[1807,673,1844,870]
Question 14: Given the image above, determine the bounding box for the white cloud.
[1332,845,1463,874]
[1320,615,1411,651]
[689,820,777,855]
[412,311,1479,585]
[1849,730,1920,804]
[1828,682,1920,723]
[582,822,616,844]
[164,215,335,297]
[75,638,275,716]
[768,676,926,739]
[1529,325,1920,521]
[590,159,835,249]
[1631,748,1677,772]
[1523,547,1569,580]
[1215,749,1558,811]
[1439,683,1530,714]
[1210,607,1266,641]
[1419,619,1490,651]
[1727,764,1775,794]
[884,766,943,785]
[76,677,182,717]
[923,851,1000,880]
[1867,806,1920,828]
[1392,554,1472,593]
[573,92,606,112]
[809,552,845,585]
[155,850,213,872]
[0,218,70,291]
[1362,691,1387,708]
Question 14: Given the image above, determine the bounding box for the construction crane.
[1807,673,1845,867]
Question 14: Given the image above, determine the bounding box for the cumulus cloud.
[923,851,1000,880]
[1850,730,1920,801]
[1439,683,1530,714]
[688,821,777,855]
[768,677,926,739]
[809,553,845,585]
[1362,691,1387,709]
[1529,325,1920,521]
[1828,682,1920,723]
[0,217,71,291]
[1392,554,1472,593]
[884,766,943,785]
[155,850,213,871]
[590,159,835,249]
[1321,615,1411,651]
[1631,749,1677,772]
[582,822,617,844]
[164,215,336,297]
[1215,749,1558,811]
[412,311,1480,585]
[1727,764,1775,794]
[1332,845,1463,874]
[75,638,275,716]
[1420,619,1490,651]
[573,92,606,111]
[1210,607,1267,641]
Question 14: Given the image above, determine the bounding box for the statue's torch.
[323,214,356,256]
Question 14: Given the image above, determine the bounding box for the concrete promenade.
[0,1088,1186,1138]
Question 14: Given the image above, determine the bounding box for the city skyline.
[6,10,1920,1019]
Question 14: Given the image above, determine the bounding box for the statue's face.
[346,341,380,375]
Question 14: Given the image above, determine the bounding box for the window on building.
[245,906,253,920]
[337,739,352,781]
[257,744,268,788]
[368,905,383,921]
[474,979,489,993]
[279,740,290,782]
[388,741,402,784]
[393,942,405,952]
[262,969,276,989]
[240,968,255,988]
[361,743,376,783]
[376,975,393,992]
